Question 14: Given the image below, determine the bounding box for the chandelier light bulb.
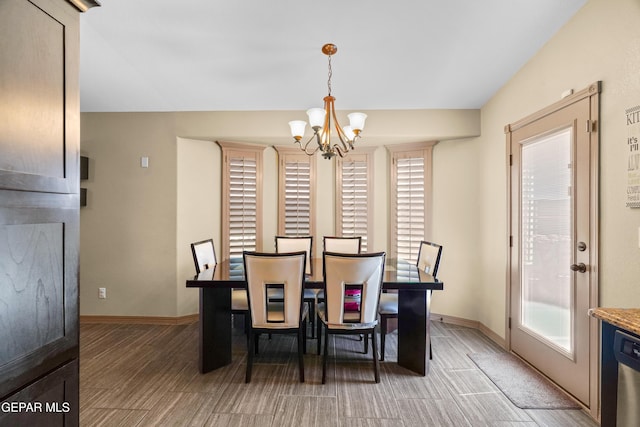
[288,120,307,141]
[347,112,367,134]
[306,108,326,130]
[343,126,356,142]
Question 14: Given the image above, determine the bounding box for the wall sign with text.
[626,105,640,208]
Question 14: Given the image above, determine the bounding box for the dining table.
[186,257,444,376]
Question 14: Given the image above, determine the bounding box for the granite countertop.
[590,308,640,336]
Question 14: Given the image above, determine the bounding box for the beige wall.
[430,137,483,321]
[80,0,640,337]
[80,109,480,317]
[80,113,178,316]
[430,0,640,338]
[176,138,219,316]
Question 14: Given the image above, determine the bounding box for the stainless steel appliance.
[614,330,640,426]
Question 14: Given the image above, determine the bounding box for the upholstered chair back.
[322,252,385,327]
[243,251,306,329]
[323,236,362,254]
[275,236,313,275]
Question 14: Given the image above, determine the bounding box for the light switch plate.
[141,156,149,168]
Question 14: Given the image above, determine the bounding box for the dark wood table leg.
[199,287,232,373]
[397,289,430,375]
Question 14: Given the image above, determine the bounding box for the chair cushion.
[303,288,318,299]
[343,301,360,311]
[378,293,398,315]
[316,303,377,330]
[316,290,360,310]
[268,287,316,301]
[232,289,248,311]
[267,287,284,300]
[262,302,309,327]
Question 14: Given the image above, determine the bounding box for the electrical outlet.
[98,287,106,299]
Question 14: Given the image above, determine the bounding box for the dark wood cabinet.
[0,360,79,427]
[0,0,98,424]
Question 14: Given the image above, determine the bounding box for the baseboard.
[478,322,507,349]
[80,314,199,325]
[431,312,480,329]
[432,312,507,350]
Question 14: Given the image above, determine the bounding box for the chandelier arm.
[320,96,333,152]
[332,144,346,158]
[315,130,325,152]
[330,107,351,152]
[306,136,321,156]
[323,95,351,154]
[296,134,321,156]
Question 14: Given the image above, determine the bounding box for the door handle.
[570,263,587,273]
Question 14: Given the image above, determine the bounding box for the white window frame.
[217,140,265,260]
[387,141,437,261]
[335,146,377,252]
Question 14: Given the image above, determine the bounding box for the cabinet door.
[0,0,80,194]
[0,1,85,424]
[0,360,79,427]
[0,191,79,401]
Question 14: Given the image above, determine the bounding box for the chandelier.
[288,44,367,159]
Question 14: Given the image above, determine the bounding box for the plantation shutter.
[396,156,425,263]
[388,142,436,262]
[218,141,265,260]
[275,147,316,239]
[229,156,257,258]
[336,149,375,252]
[284,160,311,235]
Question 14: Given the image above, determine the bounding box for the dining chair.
[317,236,363,346]
[318,251,386,383]
[378,240,442,361]
[275,236,313,275]
[243,251,308,383]
[323,236,362,254]
[191,239,249,330]
[275,235,318,337]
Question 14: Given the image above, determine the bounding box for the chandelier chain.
[327,54,332,96]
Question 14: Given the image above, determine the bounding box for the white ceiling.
[79,0,587,113]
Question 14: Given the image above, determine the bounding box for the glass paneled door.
[507,84,599,409]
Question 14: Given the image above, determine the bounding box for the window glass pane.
[520,128,573,353]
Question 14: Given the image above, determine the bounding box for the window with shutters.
[218,141,265,260]
[274,146,316,238]
[387,141,436,262]
[335,147,376,252]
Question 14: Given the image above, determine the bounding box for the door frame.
[505,81,600,418]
